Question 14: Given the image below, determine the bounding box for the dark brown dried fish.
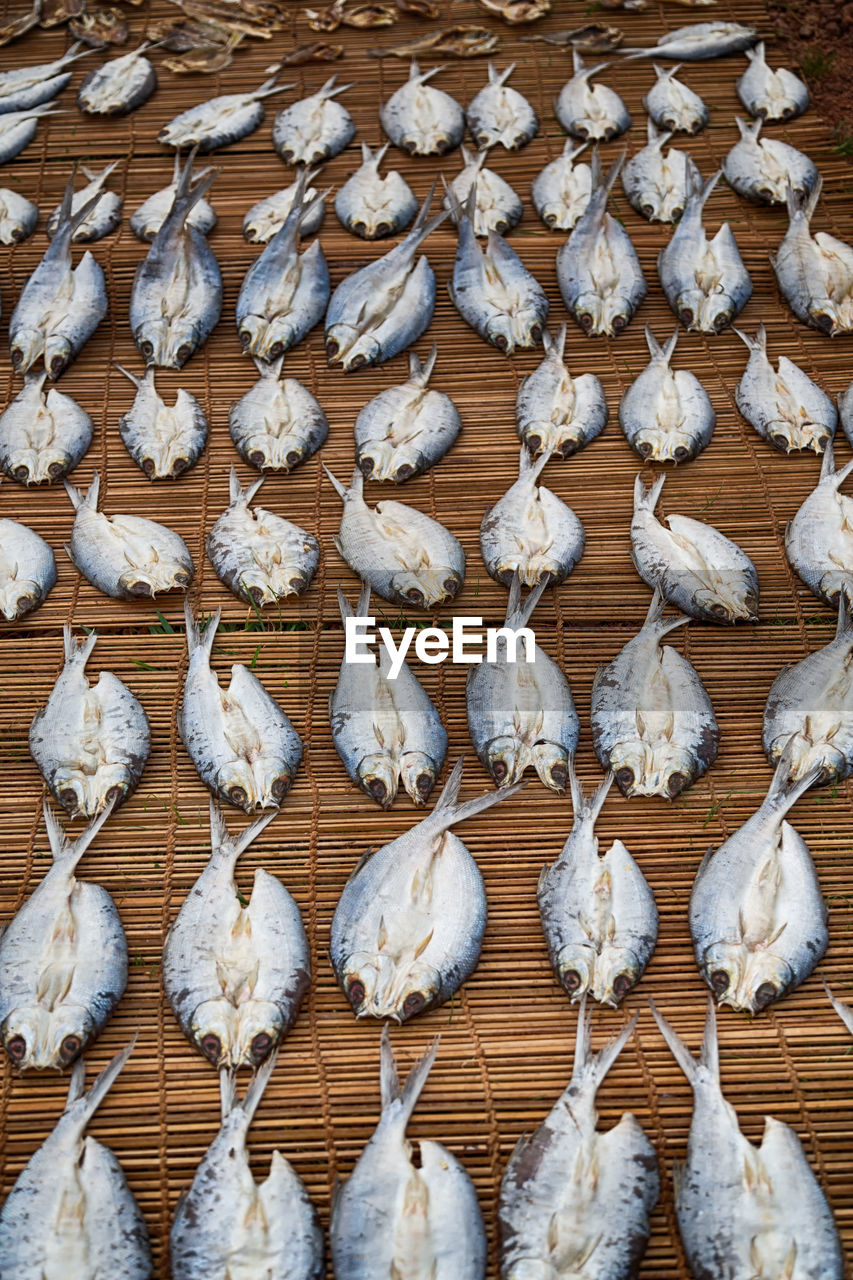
[146,15,227,48]
[520,22,624,51]
[369,23,498,56]
[473,0,550,23]
[304,0,342,29]
[395,0,440,17]
[68,7,129,45]
[39,0,83,27]
[305,0,396,28]
[0,0,42,46]
[177,0,279,37]
[277,40,344,64]
[163,32,242,70]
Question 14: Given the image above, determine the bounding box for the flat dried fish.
[369,24,498,57]
[164,35,242,73]
[68,7,129,46]
[0,1,42,47]
[276,40,343,64]
[520,22,623,52]
[473,0,550,22]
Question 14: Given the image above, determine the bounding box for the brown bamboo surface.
[1,0,853,1274]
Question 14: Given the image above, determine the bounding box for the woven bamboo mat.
[1,0,853,1273]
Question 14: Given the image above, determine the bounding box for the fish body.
[621,120,701,222]
[330,759,516,1022]
[764,600,853,784]
[327,466,465,608]
[445,145,525,236]
[77,41,157,114]
[631,473,759,622]
[538,767,658,1006]
[466,60,538,150]
[723,116,818,203]
[481,446,584,587]
[841,379,853,449]
[229,356,328,472]
[467,577,579,791]
[179,605,303,811]
[331,1028,486,1278]
[0,184,37,242]
[531,139,592,230]
[335,140,417,239]
[590,588,719,797]
[658,169,752,332]
[0,803,126,1069]
[244,177,325,243]
[623,21,758,59]
[0,102,59,164]
[65,471,194,598]
[786,441,853,609]
[163,802,309,1068]
[516,322,607,457]
[158,71,291,150]
[331,582,448,806]
[0,371,92,484]
[236,171,329,362]
[171,1056,323,1280]
[0,518,56,619]
[272,74,356,164]
[130,153,217,241]
[380,58,465,155]
[0,42,88,112]
[0,1043,152,1278]
[9,175,108,378]
[619,326,715,462]
[499,1004,659,1279]
[325,185,447,371]
[644,63,708,133]
[772,179,853,335]
[735,323,836,454]
[557,151,647,337]
[207,466,319,607]
[46,161,122,243]
[29,627,150,817]
[116,364,208,479]
[130,154,222,368]
[355,343,461,481]
[689,753,827,1012]
[737,41,809,120]
[653,1001,842,1278]
[448,183,548,354]
[555,50,631,141]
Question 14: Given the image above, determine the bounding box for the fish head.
[818,572,853,612]
[486,314,515,355]
[607,744,650,798]
[769,734,842,787]
[766,418,832,456]
[238,314,267,357]
[399,751,439,805]
[43,334,74,381]
[341,334,382,373]
[601,298,635,338]
[357,440,404,483]
[190,998,239,1067]
[0,577,45,622]
[390,568,462,610]
[357,753,399,808]
[134,318,170,367]
[554,942,595,1001]
[672,288,704,332]
[697,292,735,335]
[531,742,569,793]
[6,444,71,485]
[593,945,645,1007]
[165,325,200,370]
[137,434,196,481]
[254,756,296,807]
[571,293,603,337]
[484,735,525,788]
[1,1004,92,1070]
[237,572,279,609]
[512,309,546,350]
[232,1000,283,1068]
[9,326,43,376]
[324,321,358,366]
[117,561,192,599]
[646,744,698,799]
[692,582,758,624]
[243,430,314,473]
[701,942,793,1014]
[808,300,841,337]
[631,425,698,464]
[340,951,441,1022]
[52,765,129,817]
[636,192,664,222]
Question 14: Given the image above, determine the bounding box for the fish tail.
[171,148,219,225]
[64,470,99,512]
[63,621,98,669]
[732,322,763,353]
[519,445,551,484]
[185,602,221,659]
[415,341,438,384]
[232,806,278,859]
[646,119,671,147]
[66,1035,138,1126]
[735,114,761,141]
[219,1066,238,1122]
[765,738,823,808]
[425,757,526,833]
[823,980,853,1038]
[633,471,665,515]
[642,587,689,637]
[323,464,349,500]
[836,596,852,640]
[255,71,296,99]
[571,995,638,1091]
[380,1022,439,1122]
[489,60,515,87]
[337,585,354,623]
[240,1048,279,1122]
[505,572,548,630]
[229,462,264,507]
[57,797,117,866]
[113,362,142,389]
[649,996,711,1085]
[410,57,444,85]
[694,169,722,213]
[543,321,567,361]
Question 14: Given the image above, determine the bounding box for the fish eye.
[490,759,509,784]
[404,588,424,607]
[402,991,426,1019]
[174,571,191,588]
[10,348,23,369]
[325,338,340,360]
[529,324,543,344]
[710,969,729,994]
[671,205,684,220]
[58,787,79,811]
[142,457,156,475]
[611,314,628,333]
[228,785,248,807]
[268,342,285,360]
[239,330,253,350]
[200,1033,221,1062]
[754,982,777,1010]
[352,220,367,236]
[12,465,29,482]
[250,1032,273,1062]
[105,785,124,805]
[550,762,568,791]
[562,969,582,993]
[59,1034,82,1063]
[615,767,634,793]
[667,771,687,797]
[578,312,594,332]
[395,464,415,482]
[270,775,290,801]
[140,340,154,360]
[544,213,557,228]
[493,334,509,352]
[673,445,690,462]
[350,353,369,370]
[641,204,655,219]
[612,973,633,1000]
[285,450,301,469]
[560,439,578,458]
[288,575,306,594]
[367,777,387,803]
[375,221,391,237]
[574,126,589,141]
[249,450,266,468]
[416,772,433,798]
[495,219,509,234]
[48,461,65,480]
[708,602,729,620]
[5,1035,26,1063]
[280,149,295,164]
[679,308,694,327]
[172,457,189,476]
[814,312,834,334]
[526,433,542,454]
[175,344,192,365]
[713,311,732,332]
[757,186,773,201]
[359,456,375,477]
[49,354,65,379]
[347,979,365,1008]
[442,576,459,596]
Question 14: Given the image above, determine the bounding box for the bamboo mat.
[1,0,853,1274]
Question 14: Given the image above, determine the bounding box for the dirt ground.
[768,0,853,143]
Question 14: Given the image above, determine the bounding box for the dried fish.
[0,0,42,47]
[473,0,551,23]
[39,0,84,28]
[396,0,439,15]
[0,519,56,620]
[306,0,397,29]
[380,59,464,155]
[164,35,243,74]
[68,7,129,47]
[0,42,90,114]
[277,40,343,65]
[78,40,157,115]
[369,24,499,57]
[520,24,624,53]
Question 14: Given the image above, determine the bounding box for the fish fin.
[219,1066,238,1121]
[633,471,665,515]
[254,72,296,99]
[570,994,638,1092]
[649,995,713,1085]
[382,1023,439,1124]
[337,585,354,622]
[240,1048,279,1121]
[232,806,278,859]
[323,465,349,500]
[823,980,853,1038]
[642,587,689,637]
[113,362,143,390]
[694,169,722,212]
[416,342,437,384]
[425,757,526,833]
[184,601,220,659]
[836,596,852,640]
[519,445,551,485]
[66,1035,138,1124]
[506,573,549,631]
[64,470,99,512]
[735,114,761,141]
[230,463,264,507]
[644,325,663,360]
[63,621,98,668]
[764,738,822,808]
[489,60,515,88]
